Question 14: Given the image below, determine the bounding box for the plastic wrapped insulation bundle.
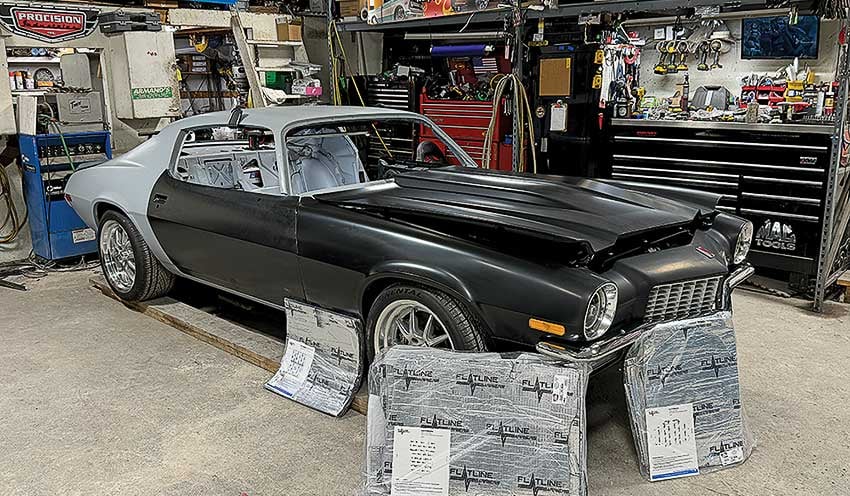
[623,311,754,481]
[364,346,591,496]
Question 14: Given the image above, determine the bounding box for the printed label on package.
[266,339,315,397]
[552,371,579,405]
[646,403,699,481]
[391,426,451,496]
[719,445,744,466]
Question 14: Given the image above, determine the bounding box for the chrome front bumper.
[536,264,755,363]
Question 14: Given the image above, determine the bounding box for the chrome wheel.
[373,299,454,354]
[99,219,136,293]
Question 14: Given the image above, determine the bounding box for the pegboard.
[636,18,842,101]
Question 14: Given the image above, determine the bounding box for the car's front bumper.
[535,263,754,363]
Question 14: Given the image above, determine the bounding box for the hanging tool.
[675,41,689,72]
[653,41,668,75]
[696,41,710,71]
[709,39,723,70]
[665,41,678,73]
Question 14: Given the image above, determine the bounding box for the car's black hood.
[315,167,717,253]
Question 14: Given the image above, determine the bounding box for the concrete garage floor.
[1,270,848,495]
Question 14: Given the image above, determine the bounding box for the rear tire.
[366,284,488,360]
[98,210,174,302]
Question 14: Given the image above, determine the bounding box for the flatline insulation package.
[623,311,754,481]
[364,346,590,496]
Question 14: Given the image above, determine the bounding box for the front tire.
[366,284,488,360]
[98,210,174,302]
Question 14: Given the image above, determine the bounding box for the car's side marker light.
[529,318,566,336]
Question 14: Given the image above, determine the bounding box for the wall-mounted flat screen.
[741,15,819,59]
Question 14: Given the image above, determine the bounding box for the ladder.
[230,9,267,108]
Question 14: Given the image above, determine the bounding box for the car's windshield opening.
[283,118,472,195]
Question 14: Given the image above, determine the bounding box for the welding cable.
[329,20,394,160]
[0,163,27,244]
[482,73,536,173]
[27,251,97,273]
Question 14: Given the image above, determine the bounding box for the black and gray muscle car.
[65,106,754,362]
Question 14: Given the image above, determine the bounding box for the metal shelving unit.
[333,0,850,309]
[813,14,850,312]
[336,0,784,32]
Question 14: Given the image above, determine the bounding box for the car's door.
[146,125,303,307]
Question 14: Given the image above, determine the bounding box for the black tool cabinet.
[607,119,835,282]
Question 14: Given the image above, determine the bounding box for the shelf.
[246,39,304,47]
[337,9,506,32]
[337,0,800,32]
[255,66,298,73]
[533,0,776,19]
[12,90,48,96]
[276,94,312,100]
[7,56,60,64]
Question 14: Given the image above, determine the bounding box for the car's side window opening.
[288,128,369,194]
[174,125,281,195]
[285,118,465,195]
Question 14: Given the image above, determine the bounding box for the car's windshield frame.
[279,114,477,196]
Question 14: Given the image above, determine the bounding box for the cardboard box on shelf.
[276,19,302,41]
[339,0,362,18]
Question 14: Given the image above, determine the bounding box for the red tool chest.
[418,93,512,170]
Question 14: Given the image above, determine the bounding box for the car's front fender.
[359,262,479,320]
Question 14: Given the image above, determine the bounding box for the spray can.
[8,71,15,90]
[14,71,23,89]
[681,73,689,112]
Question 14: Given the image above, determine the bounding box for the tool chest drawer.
[364,77,415,161]
[608,119,834,275]
[419,95,505,142]
[366,77,415,111]
[417,94,509,169]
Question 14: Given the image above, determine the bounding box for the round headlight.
[584,283,618,340]
[734,221,754,264]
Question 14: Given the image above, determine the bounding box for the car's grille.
[644,275,723,323]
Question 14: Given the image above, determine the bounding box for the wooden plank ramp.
[89,276,368,415]
[838,271,850,301]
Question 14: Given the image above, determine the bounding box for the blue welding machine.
[20,132,112,261]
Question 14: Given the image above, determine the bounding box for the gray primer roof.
[167,105,416,132]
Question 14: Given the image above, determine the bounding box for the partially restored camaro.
[65,106,754,363]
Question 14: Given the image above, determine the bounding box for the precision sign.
[0,4,99,43]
